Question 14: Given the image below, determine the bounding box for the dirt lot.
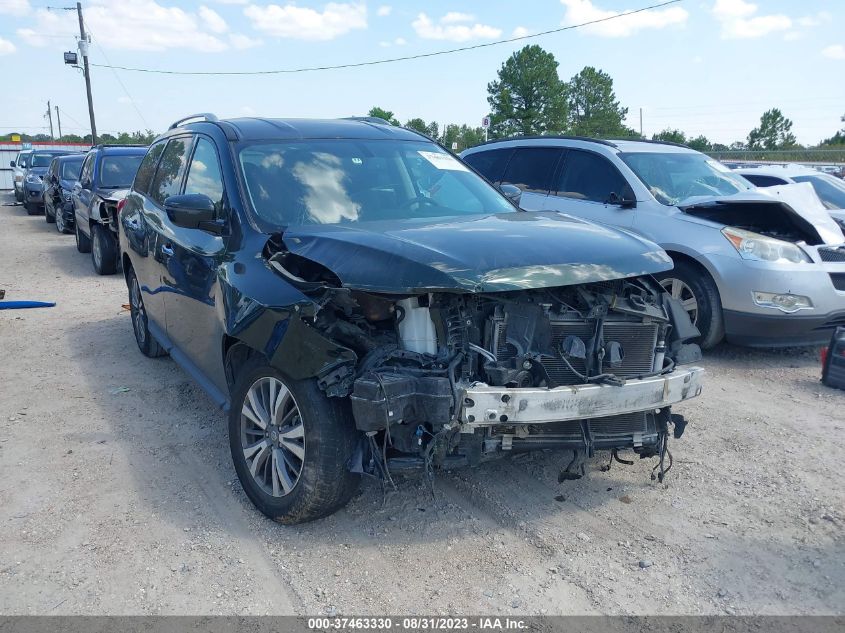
[0,191,843,616]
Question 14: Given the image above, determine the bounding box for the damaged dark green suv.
[119,114,704,524]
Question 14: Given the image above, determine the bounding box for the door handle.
[161,244,174,257]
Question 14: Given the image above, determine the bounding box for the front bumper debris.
[461,367,704,427]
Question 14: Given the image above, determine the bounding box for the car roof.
[186,117,426,142]
[93,145,148,155]
[54,153,85,162]
[462,136,698,155]
[734,164,822,178]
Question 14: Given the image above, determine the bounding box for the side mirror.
[608,188,637,209]
[164,193,218,232]
[81,178,91,189]
[499,184,522,205]
[9,161,15,168]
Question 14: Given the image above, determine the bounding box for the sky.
[0,0,842,146]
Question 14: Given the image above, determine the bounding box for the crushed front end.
[288,267,704,484]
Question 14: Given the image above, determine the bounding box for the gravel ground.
[1,191,843,616]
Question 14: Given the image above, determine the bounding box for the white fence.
[1,142,91,191]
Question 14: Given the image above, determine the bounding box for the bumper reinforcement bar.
[461,367,704,427]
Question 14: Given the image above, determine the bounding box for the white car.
[735,164,845,229]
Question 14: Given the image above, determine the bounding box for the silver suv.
[461,138,845,348]
[10,149,33,203]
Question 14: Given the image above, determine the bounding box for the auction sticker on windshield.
[418,151,469,171]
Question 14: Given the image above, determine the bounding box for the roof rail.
[606,137,690,149]
[340,116,391,126]
[474,135,619,148]
[92,143,147,149]
[169,113,219,130]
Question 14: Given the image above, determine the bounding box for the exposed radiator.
[491,317,658,385]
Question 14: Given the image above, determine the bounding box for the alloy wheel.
[240,377,306,498]
[93,231,103,269]
[660,277,699,325]
[129,275,147,346]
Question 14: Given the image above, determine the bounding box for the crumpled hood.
[679,182,844,245]
[100,188,130,202]
[27,167,48,178]
[280,212,672,293]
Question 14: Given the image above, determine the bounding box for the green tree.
[404,117,430,135]
[652,128,687,144]
[747,108,798,150]
[687,135,712,152]
[820,113,845,146]
[367,107,400,126]
[487,45,568,137]
[441,124,486,152]
[566,66,629,137]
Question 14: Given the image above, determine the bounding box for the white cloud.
[512,26,530,38]
[378,36,406,47]
[240,105,256,116]
[0,37,16,55]
[0,0,30,16]
[213,0,247,4]
[560,0,688,38]
[412,12,501,42]
[712,0,791,39]
[822,44,845,60]
[19,2,231,51]
[376,5,391,17]
[229,32,262,49]
[199,5,228,33]
[244,2,367,41]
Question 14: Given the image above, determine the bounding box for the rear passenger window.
[184,138,225,216]
[501,148,561,193]
[79,154,94,188]
[134,141,166,196]
[742,175,787,188]
[556,150,628,203]
[462,148,513,184]
[150,137,192,207]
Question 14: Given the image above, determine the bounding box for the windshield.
[100,155,144,188]
[31,153,64,168]
[620,152,752,205]
[60,158,83,181]
[238,139,514,227]
[792,174,845,211]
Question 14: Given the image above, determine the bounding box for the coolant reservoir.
[397,297,437,355]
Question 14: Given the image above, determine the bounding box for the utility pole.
[55,105,62,139]
[46,100,54,140]
[76,2,97,145]
[639,108,643,138]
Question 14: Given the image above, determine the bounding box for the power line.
[88,0,683,76]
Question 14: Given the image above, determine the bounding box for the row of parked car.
[10,145,147,273]
[7,114,844,525]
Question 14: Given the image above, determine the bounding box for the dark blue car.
[72,144,147,274]
[118,114,703,524]
[22,150,75,215]
[44,154,85,233]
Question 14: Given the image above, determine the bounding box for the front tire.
[45,203,56,223]
[92,224,118,275]
[229,359,360,524]
[14,189,23,203]
[25,200,39,216]
[56,210,70,234]
[656,259,724,349]
[75,222,91,253]
[127,267,167,358]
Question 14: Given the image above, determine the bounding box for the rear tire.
[656,259,724,349]
[229,358,360,524]
[127,267,167,358]
[75,222,91,253]
[92,224,118,275]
